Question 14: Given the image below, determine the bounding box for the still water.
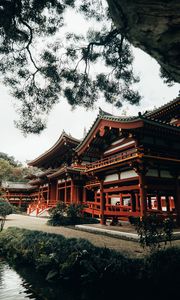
[0,259,43,300]
[0,259,78,300]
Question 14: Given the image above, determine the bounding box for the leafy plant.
[0,198,13,231]
[48,202,99,226]
[66,203,84,220]
[1,227,180,299]
[129,214,174,252]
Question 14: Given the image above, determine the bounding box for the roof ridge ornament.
[98,107,105,117]
[62,129,66,135]
[98,107,113,117]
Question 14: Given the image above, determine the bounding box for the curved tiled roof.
[47,166,83,179]
[1,181,36,191]
[28,131,80,167]
[76,102,180,154]
[75,107,139,153]
[144,96,180,119]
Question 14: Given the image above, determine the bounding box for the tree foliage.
[48,201,99,226]
[129,214,174,253]
[0,198,13,231]
[0,152,31,182]
[0,151,20,167]
[0,0,141,134]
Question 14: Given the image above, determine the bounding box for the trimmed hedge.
[0,227,180,299]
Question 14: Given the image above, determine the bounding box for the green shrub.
[129,214,174,252]
[48,202,99,226]
[0,198,13,231]
[0,227,180,299]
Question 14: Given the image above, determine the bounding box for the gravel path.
[4,214,143,257]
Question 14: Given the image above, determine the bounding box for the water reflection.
[0,259,85,300]
[0,259,39,299]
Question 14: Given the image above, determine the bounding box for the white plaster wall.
[104,173,119,182]
[120,169,137,179]
[147,169,159,177]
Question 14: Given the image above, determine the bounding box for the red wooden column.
[175,180,180,225]
[131,193,136,212]
[64,181,67,204]
[83,187,86,203]
[19,196,22,208]
[56,182,59,202]
[147,195,152,209]
[72,181,79,204]
[157,193,162,211]
[50,180,57,203]
[135,193,139,211]
[165,195,170,212]
[100,179,105,225]
[70,179,74,203]
[138,171,147,218]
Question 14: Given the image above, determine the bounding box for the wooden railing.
[27,199,57,215]
[82,201,141,217]
[85,149,138,171]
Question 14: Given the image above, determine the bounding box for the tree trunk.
[107,0,180,83]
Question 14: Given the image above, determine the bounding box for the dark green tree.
[0,198,13,231]
[0,152,20,167]
[0,152,34,182]
[0,0,141,134]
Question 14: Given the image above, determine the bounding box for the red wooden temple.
[1,181,37,209]
[2,97,180,224]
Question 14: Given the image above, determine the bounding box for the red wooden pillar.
[120,193,123,212]
[83,187,86,203]
[50,180,57,202]
[105,192,108,205]
[56,183,59,202]
[131,193,136,212]
[100,179,105,225]
[166,195,170,212]
[157,194,162,211]
[139,172,147,217]
[95,190,97,203]
[47,184,50,202]
[70,179,74,203]
[19,196,22,208]
[65,181,67,204]
[175,180,180,225]
[147,195,152,209]
[135,193,139,211]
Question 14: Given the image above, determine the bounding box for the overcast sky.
[0,10,179,165]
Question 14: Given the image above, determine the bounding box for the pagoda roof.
[47,165,84,179]
[28,178,45,185]
[145,96,180,120]
[28,131,80,168]
[76,103,180,156]
[1,181,37,191]
[38,168,55,178]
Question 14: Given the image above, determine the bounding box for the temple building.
[2,97,180,224]
[1,181,37,209]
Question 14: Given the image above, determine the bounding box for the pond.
[0,259,80,300]
[0,259,39,299]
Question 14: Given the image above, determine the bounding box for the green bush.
[0,227,135,286]
[48,202,99,226]
[129,214,174,252]
[0,198,13,231]
[0,227,180,299]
